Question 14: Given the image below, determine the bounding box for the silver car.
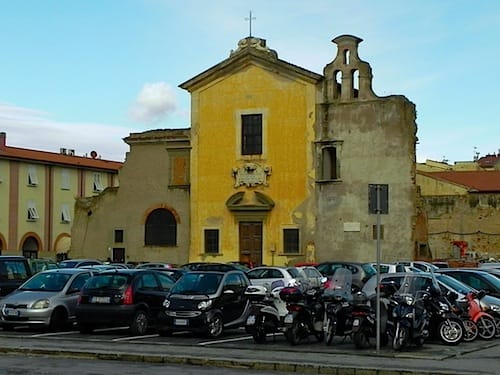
[0,268,95,331]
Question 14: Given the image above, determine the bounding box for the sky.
[1,0,499,163]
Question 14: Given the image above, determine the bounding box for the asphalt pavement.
[0,335,498,375]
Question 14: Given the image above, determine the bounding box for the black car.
[75,269,176,335]
[436,268,500,299]
[158,270,250,338]
[0,256,32,297]
[316,261,377,291]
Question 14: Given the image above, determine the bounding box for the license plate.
[91,296,110,303]
[5,309,20,317]
[284,314,294,324]
[246,315,256,325]
[174,319,188,326]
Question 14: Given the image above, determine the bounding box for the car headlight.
[163,299,170,308]
[198,300,213,310]
[489,304,500,313]
[31,299,50,309]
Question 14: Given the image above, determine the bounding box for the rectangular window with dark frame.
[283,228,300,254]
[241,114,262,155]
[114,229,124,243]
[322,146,338,180]
[204,229,219,254]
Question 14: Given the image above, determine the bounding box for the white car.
[246,266,309,290]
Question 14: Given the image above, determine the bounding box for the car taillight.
[123,285,134,305]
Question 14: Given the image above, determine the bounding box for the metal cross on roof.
[245,11,256,37]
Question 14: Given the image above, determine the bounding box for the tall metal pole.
[376,185,381,353]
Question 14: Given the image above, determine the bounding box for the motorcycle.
[244,280,288,343]
[280,284,324,345]
[424,285,464,346]
[385,274,430,350]
[351,290,389,349]
[321,268,354,345]
[462,290,496,340]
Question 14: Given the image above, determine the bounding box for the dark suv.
[316,261,377,291]
[75,269,176,335]
[158,270,250,338]
[0,256,32,297]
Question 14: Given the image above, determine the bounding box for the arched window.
[22,236,39,259]
[145,209,177,246]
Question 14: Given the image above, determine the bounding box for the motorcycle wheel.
[476,316,496,340]
[324,317,335,346]
[462,319,479,342]
[252,323,267,344]
[353,327,371,349]
[393,325,409,351]
[437,319,463,345]
[494,317,500,338]
[285,319,305,346]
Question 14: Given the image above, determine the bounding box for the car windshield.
[84,274,129,290]
[170,273,222,295]
[20,272,71,292]
[58,261,78,268]
[435,274,476,295]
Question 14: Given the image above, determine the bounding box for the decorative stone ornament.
[232,163,271,187]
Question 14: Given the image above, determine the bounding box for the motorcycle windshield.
[324,268,353,301]
[395,274,438,300]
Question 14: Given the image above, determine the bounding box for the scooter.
[464,290,496,340]
[280,284,324,345]
[385,274,430,350]
[245,280,288,343]
[351,291,389,349]
[321,268,354,345]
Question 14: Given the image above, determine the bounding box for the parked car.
[316,261,377,291]
[246,266,309,290]
[436,269,500,299]
[58,259,102,268]
[369,262,421,274]
[158,270,250,338]
[296,266,325,288]
[180,262,240,272]
[28,258,59,274]
[0,256,32,297]
[149,267,187,281]
[0,268,95,330]
[75,269,176,335]
[136,262,174,269]
[395,261,439,273]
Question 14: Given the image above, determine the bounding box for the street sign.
[368,184,389,214]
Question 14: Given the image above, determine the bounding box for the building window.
[61,204,71,223]
[241,114,262,155]
[93,173,104,192]
[204,229,219,254]
[169,152,190,186]
[114,229,124,243]
[321,146,339,180]
[61,169,70,190]
[145,209,177,246]
[28,165,39,186]
[27,201,40,221]
[283,228,300,254]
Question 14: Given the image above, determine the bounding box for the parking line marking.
[199,335,254,345]
[112,334,159,342]
[30,330,80,337]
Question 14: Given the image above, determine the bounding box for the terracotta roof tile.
[418,170,500,192]
[0,145,122,171]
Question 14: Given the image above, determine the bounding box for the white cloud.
[129,82,177,123]
[0,102,129,162]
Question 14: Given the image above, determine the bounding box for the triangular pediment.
[226,191,275,211]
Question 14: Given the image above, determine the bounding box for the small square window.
[28,166,39,186]
[61,204,71,223]
[204,229,219,254]
[283,228,299,254]
[114,229,124,243]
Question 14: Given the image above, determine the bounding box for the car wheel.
[49,308,68,332]
[207,314,223,338]
[130,310,148,336]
